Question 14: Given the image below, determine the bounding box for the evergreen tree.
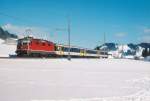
[148,48,150,56]
[142,48,148,57]
[142,49,145,57]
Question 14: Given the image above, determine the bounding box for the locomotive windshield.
[18,38,31,45]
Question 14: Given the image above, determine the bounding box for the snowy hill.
[0,38,17,57]
[96,43,150,59]
[0,27,18,57]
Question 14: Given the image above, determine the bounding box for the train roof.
[19,36,53,43]
[55,43,98,51]
[19,36,98,51]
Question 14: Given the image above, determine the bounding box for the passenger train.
[16,36,108,58]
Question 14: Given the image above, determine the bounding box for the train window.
[100,51,108,55]
[70,48,73,52]
[72,48,75,52]
[23,42,28,45]
[87,50,97,54]
[73,48,80,52]
[64,47,68,52]
[18,40,22,44]
[77,48,79,52]
[61,47,64,51]
[48,43,51,46]
[70,48,74,52]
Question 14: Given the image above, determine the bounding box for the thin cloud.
[138,35,150,43]
[115,32,127,38]
[2,23,51,40]
[137,26,150,43]
[1,23,68,43]
[144,28,150,33]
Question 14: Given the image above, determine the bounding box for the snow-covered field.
[0,39,16,57]
[0,58,150,101]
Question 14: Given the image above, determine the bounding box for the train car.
[16,36,107,58]
[54,44,99,58]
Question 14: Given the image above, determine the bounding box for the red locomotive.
[16,36,55,57]
[16,36,107,58]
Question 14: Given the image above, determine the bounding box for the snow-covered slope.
[0,38,16,57]
[98,43,145,59]
[0,59,150,101]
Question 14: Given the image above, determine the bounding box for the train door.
[80,49,84,56]
[57,46,64,56]
[84,50,87,56]
[97,50,100,58]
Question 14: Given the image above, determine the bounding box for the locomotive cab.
[16,37,33,56]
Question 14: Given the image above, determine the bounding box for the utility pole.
[25,29,32,56]
[55,15,71,60]
[121,44,124,58]
[67,15,71,60]
[104,32,106,57]
[104,32,106,45]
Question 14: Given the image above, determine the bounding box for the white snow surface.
[0,58,150,101]
[105,44,144,59]
[0,39,16,57]
[107,44,132,58]
[118,44,130,53]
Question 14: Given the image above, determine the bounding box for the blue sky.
[0,0,150,48]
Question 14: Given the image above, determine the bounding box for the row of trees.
[142,48,150,57]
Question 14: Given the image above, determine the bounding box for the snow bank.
[0,39,16,57]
